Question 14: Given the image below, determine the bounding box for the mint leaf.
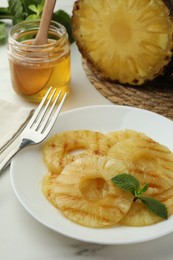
[0,22,6,44]
[141,197,168,220]
[25,14,40,20]
[0,1,73,45]
[53,10,74,43]
[37,0,45,14]
[141,183,149,194]
[28,4,39,14]
[0,7,11,19]
[28,0,44,17]
[8,0,24,24]
[134,183,149,198]
[111,173,140,196]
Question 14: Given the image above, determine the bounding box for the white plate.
[11,105,173,245]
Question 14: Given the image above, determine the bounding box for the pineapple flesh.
[42,172,59,207]
[107,129,151,145]
[47,156,133,228]
[42,130,112,175]
[72,0,173,85]
[108,137,173,195]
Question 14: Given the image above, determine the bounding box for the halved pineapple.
[72,0,173,85]
[49,156,133,228]
[108,138,173,195]
[42,130,112,174]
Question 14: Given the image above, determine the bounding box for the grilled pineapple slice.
[107,129,151,145]
[108,138,173,195]
[72,0,173,85]
[50,156,133,228]
[120,187,173,226]
[42,130,112,174]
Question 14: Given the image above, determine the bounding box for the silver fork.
[0,87,67,173]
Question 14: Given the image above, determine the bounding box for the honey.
[8,20,70,103]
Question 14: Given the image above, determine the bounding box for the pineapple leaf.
[111,173,140,196]
[141,197,168,220]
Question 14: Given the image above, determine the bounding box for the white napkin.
[0,99,34,164]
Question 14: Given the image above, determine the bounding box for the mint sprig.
[0,0,74,44]
[111,173,168,220]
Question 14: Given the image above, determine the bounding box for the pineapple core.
[79,177,109,201]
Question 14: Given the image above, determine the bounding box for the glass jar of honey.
[8,20,70,103]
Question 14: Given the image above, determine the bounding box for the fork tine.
[32,88,57,131]
[27,87,52,128]
[43,92,68,136]
[38,89,62,133]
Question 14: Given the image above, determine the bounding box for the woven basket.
[83,59,173,120]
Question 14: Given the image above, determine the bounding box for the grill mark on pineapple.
[62,207,116,224]
[56,194,82,202]
[156,155,173,164]
[133,169,168,190]
[147,183,162,191]
[50,143,57,149]
[63,141,68,154]
[156,161,173,172]
[95,132,100,155]
[57,193,128,219]
[159,196,172,204]
[101,202,127,216]
[136,145,173,160]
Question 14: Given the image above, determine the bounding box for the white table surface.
[0,1,173,259]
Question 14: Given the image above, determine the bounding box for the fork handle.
[0,145,22,173]
[0,139,35,173]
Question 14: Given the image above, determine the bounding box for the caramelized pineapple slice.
[42,130,112,174]
[49,156,133,228]
[108,138,173,195]
[72,0,173,85]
